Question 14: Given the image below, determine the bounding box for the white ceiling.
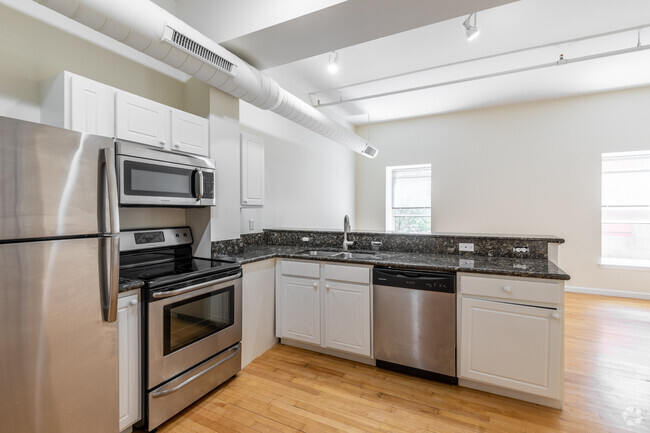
[167,0,650,125]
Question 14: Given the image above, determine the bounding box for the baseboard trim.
[565,285,650,300]
[279,339,376,366]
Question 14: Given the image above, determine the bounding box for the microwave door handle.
[192,169,203,201]
[198,170,204,200]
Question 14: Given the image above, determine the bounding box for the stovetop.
[119,248,241,290]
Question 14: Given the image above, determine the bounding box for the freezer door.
[0,238,118,433]
[0,116,115,240]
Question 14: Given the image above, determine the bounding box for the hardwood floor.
[156,293,650,432]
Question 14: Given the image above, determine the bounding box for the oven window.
[163,286,234,355]
[124,160,193,197]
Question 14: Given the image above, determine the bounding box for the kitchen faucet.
[343,215,354,251]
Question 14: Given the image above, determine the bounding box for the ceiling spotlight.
[462,12,480,41]
[327,51,339,74]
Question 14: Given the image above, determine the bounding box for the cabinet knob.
[173,143,180,149]
[551,313,560,320]
[502,286,512,293]
[130,299,137,306]
[326,284,330,290]
[313,282,318,288]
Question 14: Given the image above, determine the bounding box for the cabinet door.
[70,74,111,137]
[323,281,371,356]
[459,297,561,399]
[171,109,209,156]
[117,293,141,431]
[115,91,169,148]
[280,276,320,345]
[240,132,265,206]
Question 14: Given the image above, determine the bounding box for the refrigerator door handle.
[102,235,120,323]
[100,147,119,322]
[103,147,120,235]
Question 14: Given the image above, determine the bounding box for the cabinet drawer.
[460,274,562,305]
[323,264,369,284]
[280,260,320,278]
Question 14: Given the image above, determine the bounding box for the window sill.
[598,258,650,271]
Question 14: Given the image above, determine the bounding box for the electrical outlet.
[248,219,255,230]
[513,247,529,253]
[459,242,474,252]
[459,259,475,268]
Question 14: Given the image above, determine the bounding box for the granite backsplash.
[212,229,564,260]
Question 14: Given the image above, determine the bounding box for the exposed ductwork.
[33,0,378,158]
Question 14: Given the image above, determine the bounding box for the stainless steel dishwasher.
[373,267,457,384]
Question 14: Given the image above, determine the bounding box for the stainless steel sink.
[298,250,341,257]
[333,251,377,259]
[297,250,377,259]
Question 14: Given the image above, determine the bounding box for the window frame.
[385,163,432,233]
[600,150,650,269]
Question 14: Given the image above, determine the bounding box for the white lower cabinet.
[458,273,564,406]
[276,260,371,358]
[281,276,321,345]
[117,292,141,432]
[324,281,370,356]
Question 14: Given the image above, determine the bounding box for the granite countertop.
[119,277,145,293]
[216,245,570,280]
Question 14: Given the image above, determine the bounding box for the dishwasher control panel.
[373,268,456,293]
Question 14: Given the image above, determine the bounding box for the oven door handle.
[150,272,242,299]
[151,344,240,398]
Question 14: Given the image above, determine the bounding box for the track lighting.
[462,12,480,41]
[327,51,339,74]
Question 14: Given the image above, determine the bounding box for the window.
[386,164,431,233]
[602,151,650,266]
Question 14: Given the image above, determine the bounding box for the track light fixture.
[328,51,339,74]
[463,12,480,41]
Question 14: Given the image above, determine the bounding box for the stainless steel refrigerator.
[0,116,120,433]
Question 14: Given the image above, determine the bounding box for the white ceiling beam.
[219,0,518,70]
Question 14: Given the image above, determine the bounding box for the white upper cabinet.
[41,71,210,157]
[41,71,114,137]
[171,109,209,156]
[115,91,169,149]
[240,132,265,206]
[70,74,113,137]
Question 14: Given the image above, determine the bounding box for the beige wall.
[0,3,189,123]
[356,86,650,296]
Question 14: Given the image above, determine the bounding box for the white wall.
[356,86,650,296]
[240,101,356,233]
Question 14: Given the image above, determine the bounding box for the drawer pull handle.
[502,286,512,293]
[551,313,560,320]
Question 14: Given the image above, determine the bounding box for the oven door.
[147,273,242,389]
[117,154,204,207]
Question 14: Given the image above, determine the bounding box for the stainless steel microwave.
[115,141,215,207]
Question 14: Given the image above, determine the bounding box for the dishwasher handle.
[373,268,456,293]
